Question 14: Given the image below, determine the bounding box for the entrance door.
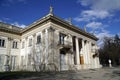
[60,50,67,70]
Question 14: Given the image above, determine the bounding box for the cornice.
[0,14,98,41]
[49,15,98,41]
[0,27,21,35]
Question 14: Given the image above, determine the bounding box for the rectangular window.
[37,35,41,44]
[12,41,18,49]
[5,55,9,65]
[21,56,24,66]
[29,38,32,46]
[59,33,65,45]
[0,55,1,66]
[22,41,25,48]
[28,54,32,65]
[91,44,95,52]
[0,39,5,47]
[0,55,3,68]
[11,56,16,70]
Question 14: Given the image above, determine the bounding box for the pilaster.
[25,37,28,69]
[45,29,48,64]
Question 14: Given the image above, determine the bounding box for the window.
[37,35,41,44]
[91,44,95,52]
[5,55,9,65]
[29,38,32,46]
[12,41,18,49]
[28,54,32,65]
[0,39,5,47]
[59,33,65,45]
[22,41,25,48]
[35,53,41,63]
[11,56,16,70]
[0,55,4,68]
[21,56,24,66]
[0,55,2,66]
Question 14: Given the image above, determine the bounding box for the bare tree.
[99,34,120,67]
[28,28,59,72]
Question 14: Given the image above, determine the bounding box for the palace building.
[0,7,101,71]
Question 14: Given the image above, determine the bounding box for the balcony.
[58,40,72,50]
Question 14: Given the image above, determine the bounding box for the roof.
[0,22,22,35]
[0,14,98,41]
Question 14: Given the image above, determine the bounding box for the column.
[80,39,85,64]
[89,42,92,67]
[86,41,90,68]
[86,41,89,64]
[95,44,100,68]
[84,40,87,64]
[75,37,80,65]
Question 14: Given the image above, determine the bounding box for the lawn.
[0,71,52,80]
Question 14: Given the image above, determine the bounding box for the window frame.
[22,41,25,49]
[12,41,18,49]
[0,38,5,47]
[28,38,32,47]
[37,35,41,44]
[59,33,66,45]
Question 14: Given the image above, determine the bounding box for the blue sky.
[0,0,120,46]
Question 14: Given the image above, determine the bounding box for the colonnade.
[75,37,92,66]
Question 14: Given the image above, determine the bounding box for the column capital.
[8,37,13,41]
[84,40,90,43]
[80,38,86,41]
[47,26,55,32]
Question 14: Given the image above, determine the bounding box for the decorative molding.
[8,37,13,41]
[48,26,55,32]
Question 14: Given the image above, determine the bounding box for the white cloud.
[95,29,113,47]
[78,0,120,11]
[86,22,112,47]
[86,22,102,29]
[74,10,111,22]
[76,0,120,47]
[82,10,111,19]
[75,0,120,22]
[12,22,26,28]
[85,21,112,47]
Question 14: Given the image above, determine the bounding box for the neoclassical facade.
[0,8,101,71]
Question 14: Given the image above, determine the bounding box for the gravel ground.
[0,67,120,80]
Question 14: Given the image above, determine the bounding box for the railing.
[58,40,72,48]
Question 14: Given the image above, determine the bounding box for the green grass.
[0,71,64,80]
[0,71,46,80]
